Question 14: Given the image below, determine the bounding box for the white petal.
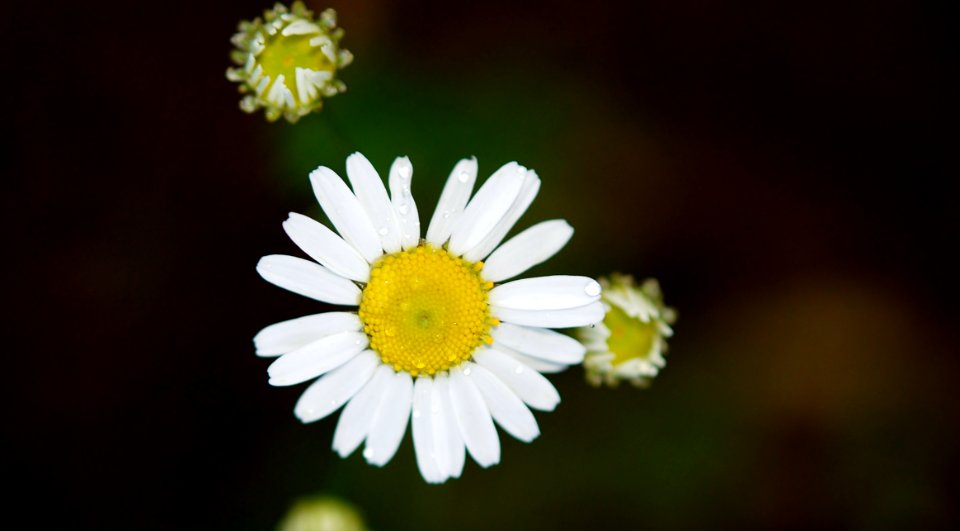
[364,370,413,467]
[440,383,466,478]
[309,166,383,262]
[472,348,560,411]
[503,348,569,374]
[431,373,466,479]
[491,322,586,364]
[448,162,526,256]
[332,364,392,457]
[493,301,605,328]
[282,213,370,283]
[466,362,540,442]
[345,153,402,254]
[464,170,541,262]
[294,350,379,423]
[267,331,368,386]
[254,312,362,357]
[482,220,574,282]
[412,377,445,483]
[282,20,320,36]
[389,156,421,250]
[257,255,361,306]
[490,276,601,311]
[426,157,477,246]
[448,366,501,467]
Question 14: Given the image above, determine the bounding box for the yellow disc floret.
[359,245,494,376]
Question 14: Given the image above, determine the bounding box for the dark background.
[8,0,957,528]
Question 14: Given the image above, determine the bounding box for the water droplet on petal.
[398,165,412,179]
[457,170,470,183]
[363,448,374,459]
[413,409,421,418]
[378,226,389,236]
[515,365,524,374]
[397,203,409,215]
[584,281,601,297]
[463,367,472,376]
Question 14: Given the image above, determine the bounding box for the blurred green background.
[8,0,956,528]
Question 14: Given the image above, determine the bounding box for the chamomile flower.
[256,153,603,483]
[227,2,352,122]
[577,274,676,387]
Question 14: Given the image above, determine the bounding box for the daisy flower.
[577,274,676,387]
[256,153,603,483]
[227,2,352,122]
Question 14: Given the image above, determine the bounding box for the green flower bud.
[577,274,676,387]
[227,2,353,123]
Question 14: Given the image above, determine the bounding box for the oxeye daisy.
[255,153,603,483]
[577,274,676,388]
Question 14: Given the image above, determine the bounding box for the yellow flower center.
[605,305,657,366]
[258,32,334,104]
[358,245,495,376]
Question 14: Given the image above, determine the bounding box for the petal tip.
[255,255,272,273]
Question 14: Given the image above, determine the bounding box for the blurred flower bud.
[577,274,676,387]
[277,495,367,531]
[227,2,353,123]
